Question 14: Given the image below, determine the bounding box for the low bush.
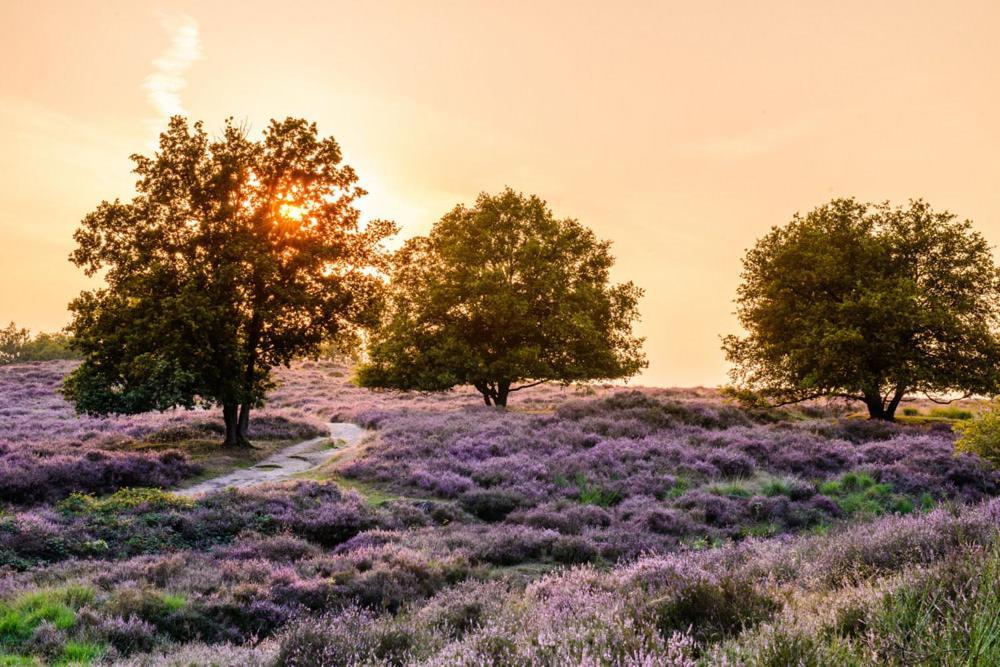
[956,400,1000,467]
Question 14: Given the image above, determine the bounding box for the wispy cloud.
[142,13,201,130]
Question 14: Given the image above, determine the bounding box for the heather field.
[2,360,1000,665]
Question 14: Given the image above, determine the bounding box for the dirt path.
[176,422,368,496]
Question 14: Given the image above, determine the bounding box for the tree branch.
[766,392,862,408]
[509,379,550,393]
[922,391,971,405]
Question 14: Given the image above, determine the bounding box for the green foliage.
[572,473,621,507]
[357,188,646,406]
[902,407,920,416]
[57,642,104,664]
[761,478,794,497]
[863,547,1000,664]
[57,488,193,516]
[0,587,93,647]
[955,399,1000,466]
[63,116,395,444]
[707,480,755,498]
[723,198,1000,420]
[664,476,693,499]
[929,406,974,420]
[818,471,915,517]
[0,323,77,366]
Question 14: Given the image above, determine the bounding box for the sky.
[2,0,1000,387]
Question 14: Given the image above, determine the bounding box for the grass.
[0,587,94,648]
[574,474,621,507]
[305,432,404,506]
[664,475,693,499]
[817,471,922,517]
[55,642,104,665]
[300,459,402,505]
[706,480,755,498]
[929,406,975,420]
[703,474,803,500]
[57,488,192,515]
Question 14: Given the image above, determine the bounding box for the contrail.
[143,13,201,129]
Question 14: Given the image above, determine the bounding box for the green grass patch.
[572,474,621,507]
[706,480,755,498]
[664,475,693,499]
[57,488,192,515]
[704,474,804,500]
[160,593,186,612]
[0,586,94,646]
[761,478,794,497]
[56,641,104,665]
[817,471,919,518]
[929,406,974,420]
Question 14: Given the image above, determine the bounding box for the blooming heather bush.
[0,445,199,505]
[339,390,1000,559]
[0,497,993,664]
[0,482,420,569]
[5,358,1000,663]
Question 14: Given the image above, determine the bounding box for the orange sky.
[2,0,1000,387]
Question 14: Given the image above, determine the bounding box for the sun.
[279,203,306,221]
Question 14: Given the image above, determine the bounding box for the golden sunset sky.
[2,0,999,386]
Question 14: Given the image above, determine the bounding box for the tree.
[356,189,646,406]
[0,322,31,365]
[64,117,396,445]
[723,198,1000,420]
[0,323,77,365]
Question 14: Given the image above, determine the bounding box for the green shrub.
[930,406,974,420]
[902,407,920,416]
[57,489,193,516]
[955,400,1000,466]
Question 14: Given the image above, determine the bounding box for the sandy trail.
[176,422,367,496]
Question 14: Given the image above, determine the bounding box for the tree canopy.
[0,322,76,365]
[64,116,396,444]
[356,189,646,406]
[723,198,1000,420]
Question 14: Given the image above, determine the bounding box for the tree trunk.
[863,388,888,421]
[236,402,252,446]
[883,384,907,422]
[473,382,493,406]
[223,403,240,446]
[237,308,262,448]
[495,380,511,408]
